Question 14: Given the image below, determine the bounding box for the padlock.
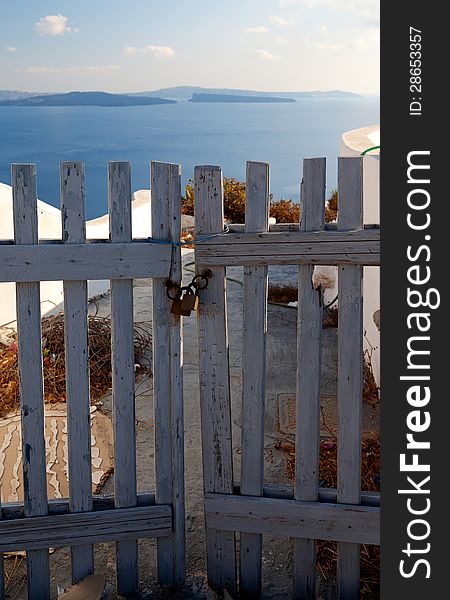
[170,297,188,316]
[180,287,199,315]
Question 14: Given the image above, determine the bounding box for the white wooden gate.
[194,157,380,599]
[0,156,380,599]
[0,161,185,598]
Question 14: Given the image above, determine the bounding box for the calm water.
[0,97,379,219]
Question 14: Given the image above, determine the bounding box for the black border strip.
[381,2,445,596]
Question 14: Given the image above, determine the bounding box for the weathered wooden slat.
[194,253,377,267]
[227,222,379,233]
[205,495,379,545]
[0,241,171,282]
[197,228,379,246]
[195,228,379,267]
[240,161,270,597]
[0,223,379,245]
[0,486,379,521]
[60,161,94,584]
[151,161,185,585]
[337,157,364,599]
[195,166,237,593]
[108,162,138,596]
[2,493,156,521]
[295,157,326,599]
[232,483,379,507]
[0,505,172,552]
[12,164,50,598]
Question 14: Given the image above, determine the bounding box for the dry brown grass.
[280,433,380,596]
[363,349,380,408]
[0,313,152,418]
[278,350,380,596]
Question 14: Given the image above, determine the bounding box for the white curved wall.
[0,184,152,328]
[313,125,380,386]
[341,126,380,386]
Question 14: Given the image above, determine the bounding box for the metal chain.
[165,269,212,300]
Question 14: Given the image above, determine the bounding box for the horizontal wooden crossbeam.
[0,241,172,282]
[204,493,380,545]
[233,483,380,507]
[1,492,156,520]
[0,503,172,551]
[196,228,380,267]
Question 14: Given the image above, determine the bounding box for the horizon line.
[1,85,380,96]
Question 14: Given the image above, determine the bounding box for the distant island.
[130,86,360,100]
[0,91,176,107]
[190,93,295,104]
[0,86,361,104]
[0,90,47,102]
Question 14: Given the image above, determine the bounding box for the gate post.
[151,161,185,585]
[194,166,237,593]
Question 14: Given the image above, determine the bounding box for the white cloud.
[6,46,17,52]
[244,26,269,33]
[352,26,380,50]
[313,41,346,51]
[256,49,280,60]
[123,45,175,58]
[34,15,78,36]
[282,0,379,21]
[311,25,379,52]
[22,65,121,74]
[269,14,293,26]
[123,46,139,56]
[275,37,289,44]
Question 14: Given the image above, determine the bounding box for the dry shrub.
[182,177,247,222]
[323,307,338,328]
[364,349,380,408]
[182,178,339,226]
[182,178,300,224]
[181,181,195,215]
[270,199,300,224]
[0,313,151,418]
[268,285,298,305]
[325,189,338,222]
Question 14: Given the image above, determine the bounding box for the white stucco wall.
[0,184,153,328]
[313,125,380,385]
[341,126,380,386]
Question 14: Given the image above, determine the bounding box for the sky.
[0,0,379,94]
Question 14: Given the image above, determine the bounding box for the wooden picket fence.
[194,157,380,599]
[0,156,380,599]
[0,161,185,598]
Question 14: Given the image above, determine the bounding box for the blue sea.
[0,97,379,219]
